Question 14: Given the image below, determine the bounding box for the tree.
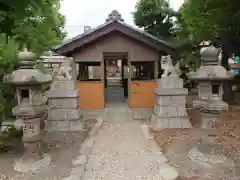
[0,35,19,125]
[0,0,66,55]
[133,0,176,40]
[179,0,240,104]
[0,0,66,126]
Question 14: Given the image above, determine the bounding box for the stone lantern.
[4,48,52,172]
[189,46,234,130]
[188,46,235,167]
[190,46,234,110]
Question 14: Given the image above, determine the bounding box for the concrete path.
[83,103,163,180]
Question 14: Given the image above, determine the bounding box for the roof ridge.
[53,20,175,53]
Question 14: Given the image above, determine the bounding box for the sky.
[60,0,184,38]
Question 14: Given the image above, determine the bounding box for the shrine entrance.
[104,52,128,103]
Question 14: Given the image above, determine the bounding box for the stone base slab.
[155,88,188,96]
[45,120,83,132]
[14,153,51,172]
[50,80,75,91]
[47,90,79,98]
[154,105,188,117]
[156,96,186,106]
[48,109,81,121]
[131,108,153,120]
[151,115,192,130]
[48,98,80,109]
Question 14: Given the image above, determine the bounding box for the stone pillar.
[47,79,82,131]
[151,61,192,130]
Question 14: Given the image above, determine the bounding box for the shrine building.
[53,10,177,109]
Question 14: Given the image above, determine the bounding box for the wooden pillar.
[71,58,77,81]
[128,59,132,81]
[101,53,105,84]
[154,60,158,79]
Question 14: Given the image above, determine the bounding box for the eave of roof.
[53,20,176,54]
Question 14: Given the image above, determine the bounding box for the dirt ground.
[0,119,96,180]
[151,97,240,180]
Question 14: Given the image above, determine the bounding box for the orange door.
[129,81,157,108]
[75,82,104,109]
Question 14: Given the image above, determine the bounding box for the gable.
[72,31,160,62]
[53,21,176,57]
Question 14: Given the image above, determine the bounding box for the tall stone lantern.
[188,46,235,168]
[4,48,52,172]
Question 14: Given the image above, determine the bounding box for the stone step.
[105,91,124,96]
[105,87,124,93]
[107,79,122,86]
[105,95,124,101]
[105,86,124,102]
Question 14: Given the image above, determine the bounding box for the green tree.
[179,0,240,104]
[0,35,19,125]
[133,0,176,39]
[0,0,66,126]
[0,0,66,55]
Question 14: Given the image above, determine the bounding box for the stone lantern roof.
[190,46,234,81]
[4,48,52,85]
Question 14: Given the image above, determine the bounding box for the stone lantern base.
[188,136,234,167]
[14,131,52,172]
[14,153,51,172]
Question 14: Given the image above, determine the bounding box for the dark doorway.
[103,52,128,102]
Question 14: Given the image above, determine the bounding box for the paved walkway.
[83,103,162,180]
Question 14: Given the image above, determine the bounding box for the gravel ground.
[0,120,96,180]
[152,103,240,180]
[83,121,163,180]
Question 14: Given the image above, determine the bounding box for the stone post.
[151,57,192,130]
[46,60,83,131]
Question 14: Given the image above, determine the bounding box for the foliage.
[0,36,19,125]
[133,0,176,39]
[178,62,198,89]
[232,74,240,92]
[0,0,66,55]
[0,0,66,127]
[179,0,240,64]
[0,125,23,153]
[178,0,240,104]
[232,74,240,84]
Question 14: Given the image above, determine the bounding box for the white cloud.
[60,0,184,38]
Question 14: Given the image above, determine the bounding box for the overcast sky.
[60,0,184,38]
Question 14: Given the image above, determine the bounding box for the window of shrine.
[77,62,101,81]
[131,61,154,81]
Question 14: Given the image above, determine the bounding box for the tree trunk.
[221,46,237,105]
